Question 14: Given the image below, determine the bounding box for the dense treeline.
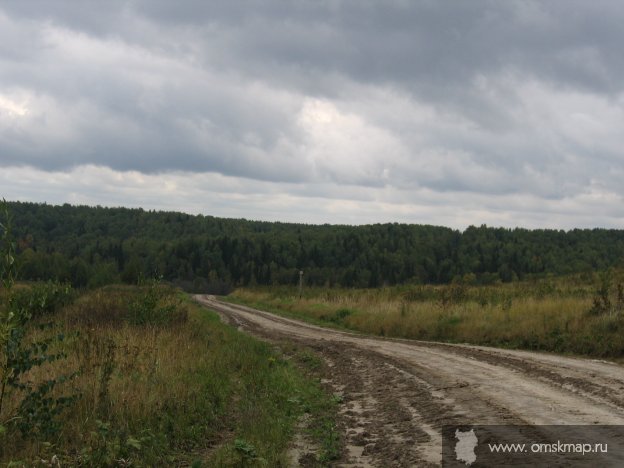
[6,201,624,291]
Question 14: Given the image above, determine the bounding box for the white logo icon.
[454,428,478,466]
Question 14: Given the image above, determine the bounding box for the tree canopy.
[6,201,624,291]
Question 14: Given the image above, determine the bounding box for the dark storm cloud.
[131,1,624,95]
[4,1,624,93]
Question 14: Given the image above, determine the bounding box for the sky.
[1,0,624,229]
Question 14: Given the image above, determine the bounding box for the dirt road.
[194,295,624,467]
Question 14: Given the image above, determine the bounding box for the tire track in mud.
[194,296,624,467]
[422,342,624,410]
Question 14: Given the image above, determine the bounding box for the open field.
[228,272,624,358]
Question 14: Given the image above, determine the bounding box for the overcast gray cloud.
[1,1,623,228]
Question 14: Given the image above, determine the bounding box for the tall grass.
[229,272,624,357]
[1,284,339,466]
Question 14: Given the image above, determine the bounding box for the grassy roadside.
[0,284,340,467]
[200,303,342,467]
[227,271,624,358]
[224,293,357,333]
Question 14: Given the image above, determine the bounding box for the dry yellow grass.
[1,285,339,466]
[230,276,624,357]
[2,287,212,464]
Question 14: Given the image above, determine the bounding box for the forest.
[6,201,624,291]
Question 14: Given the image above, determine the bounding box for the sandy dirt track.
[194,295,624,467]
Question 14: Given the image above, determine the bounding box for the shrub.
[0,200,78,445]
[128,280,188,327]
[12,280,74,319]
[587,270,624,316]
[64,282,188,328]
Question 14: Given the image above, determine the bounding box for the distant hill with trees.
[6,201,624,291]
